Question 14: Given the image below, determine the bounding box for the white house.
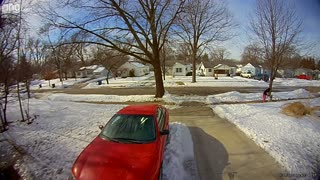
[197,61,215,76]
[213,64,232,76]
[172,62,192,76]
[118,61,150,77]
[242,63,257,76]
[76,65,99,78]
[236,64,243,74]
[93,66,109,77]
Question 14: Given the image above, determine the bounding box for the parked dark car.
[254,74,269,82]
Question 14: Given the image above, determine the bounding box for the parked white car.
[240,72,252,78]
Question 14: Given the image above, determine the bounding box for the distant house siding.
[205,68,214,76]
[242,63,257,76]
[173,63,187,76]
[118,62,149,77]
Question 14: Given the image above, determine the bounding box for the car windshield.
[100,114,156,143]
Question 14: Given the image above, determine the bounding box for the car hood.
[72,136,159,180]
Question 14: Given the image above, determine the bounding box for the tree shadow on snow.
[188,127,229,180]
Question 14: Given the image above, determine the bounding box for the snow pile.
[44,89,315,105]
[2,99,196,179]
[162,92,207,105]
[213,98,320,175]
[163,123,197,180]
[47,93,158,103]
[163,76,267,87]
[272,88,314,100]
[207,91,260,103]
[207,89,314,103]
[274,78,320,87]
[45,92,207,105]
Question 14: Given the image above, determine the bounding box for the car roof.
[117,104,162,115]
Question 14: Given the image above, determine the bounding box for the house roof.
[79,65,99,70]
[201,61,216,68]
[243,63,256,68]
[93,67,106,73]
[130,62,147,68]
[214,64,230,69]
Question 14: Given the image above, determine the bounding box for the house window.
[208,69,212,72]
[176,68,182,73]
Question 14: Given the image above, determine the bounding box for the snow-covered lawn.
[1,99,195,180]
[2,88,320,179]
[213,98,320,176]
[30,78,91,90]
[83,72,155,89]
[81,73,320,88]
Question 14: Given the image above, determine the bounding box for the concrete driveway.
[170,106,286,180]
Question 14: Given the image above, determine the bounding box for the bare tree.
[0,56,15,131]
[40,0,185,98]
[240,43,263,64]
[175,42,192,64]
[26,38,47,75]
[160,40,174,80]
[91,46,129,84]
[211,48,230,62]
[175,0,233,82]
[250,0,303,99]
[0,10,19,131]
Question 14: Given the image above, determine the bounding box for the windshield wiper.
[100,135,122,143]
[112,137,144,144]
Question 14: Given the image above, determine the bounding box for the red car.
[69,104,170,180]
[297,74,312,80]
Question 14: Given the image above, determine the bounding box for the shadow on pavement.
[189,127,229,180]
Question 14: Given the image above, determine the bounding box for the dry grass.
[176,81,185,85]
[281,102,320,117]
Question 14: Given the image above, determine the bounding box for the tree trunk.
[162,48,166,81]
[17,82,25,122]
[0,103,6,132]
[153,60,165,98]
[25,80,31,99]
[162,63,166,81]
[268,69,275,101]
[2,86,9,125]
[192,50,197,83]
[106,71,110,84]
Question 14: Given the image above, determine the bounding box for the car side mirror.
[160,129,169,135]
[98,125,104,130]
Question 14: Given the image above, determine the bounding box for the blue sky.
[21,0,320,60]
[226,0,320,60]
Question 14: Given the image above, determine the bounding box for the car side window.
[157,108,165,131]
